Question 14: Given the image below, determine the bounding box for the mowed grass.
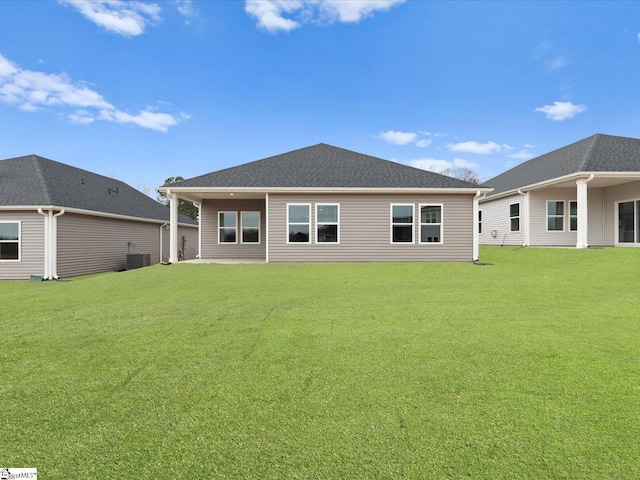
[1,247,639,479]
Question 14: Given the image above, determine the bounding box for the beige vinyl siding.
[478,195,524,246]
[57,213,162,278]
[160,225,199,262]
[603,180,640,246]
[529,188,577,246]
[0,211,44,280]
[268,194,473,262]
[200,199,266,259]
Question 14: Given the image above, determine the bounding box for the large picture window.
[219,212,237,243]
[419,204,442,243]
[316,204,339,243]
[288,204,311,243]
[509,203,520,232]
[241,212,260,244]
[0,222,20,260]
[547,201,565,231]
[391,204,414,243]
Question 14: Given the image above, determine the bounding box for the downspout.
[517,189,529,247]
[37,208,50,280]
[472,191,481,262]
[160,222,168,263]
[265,193,269,263]
[193,202,201,259]
[52,209,65,279]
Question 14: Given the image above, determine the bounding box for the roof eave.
[481,171,640,202]
[158,186,493,196]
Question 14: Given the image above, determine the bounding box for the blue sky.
[1,1,640,193]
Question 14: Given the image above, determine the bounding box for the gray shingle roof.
[0,154,197,224]
[170,143,479,189]
[484,134,640,197]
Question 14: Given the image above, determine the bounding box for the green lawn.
[2,247,639,478]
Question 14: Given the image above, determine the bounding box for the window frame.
[547,200,565,232]
[419,203,444,244]
[478,209,482,234]
[390,203,415,244]
[218,211,238,244]
[569,201,578,232]
[240,211,261,244]
[509,203,520,232]
[287,203,312,244]
[315,203,340,244]
[0,221,21,262]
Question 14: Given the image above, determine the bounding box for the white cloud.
[446,140,501,155]
[245,0,403,33]
[177,0,195,17]
[535,101,587,121]
[59,0,161,37]
[637,33,640,43]
[0,53,186,132]
[377,130,417,145]
[415,139,432,148]
[453,158,478,169]
[546,57,568,71]
[508,150,535,160]
[409,158,452,172]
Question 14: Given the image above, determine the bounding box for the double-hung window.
[316,204,339,243]
[241,212,260,244]
[288,204,311,243]
[478,210,482,234]
[419,204,443,243]
[219,212,238,243]
[509,203,520,232]
[0,222,20,260]
[569,201,578,232]
[547,201,565,231]
[391,204,414,243]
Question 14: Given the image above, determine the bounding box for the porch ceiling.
[542,175,640,190]
[178,192,267,202]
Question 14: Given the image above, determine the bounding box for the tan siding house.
[480,134,640,248]
[0,155,197,280]
[158,144,490,263]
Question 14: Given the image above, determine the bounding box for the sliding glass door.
[617,200,640,244]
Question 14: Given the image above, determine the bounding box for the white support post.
[472,191,481,261]
[576,178,590,249]
[168,191,179,263]
[523,191,530,247]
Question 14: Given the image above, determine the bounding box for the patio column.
[168,191,179,263]
[575,176,593,249]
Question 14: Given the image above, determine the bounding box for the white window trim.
[0,220,21,262]
[315,203,340,245]
[546,200,565,232]
[509,203,520,233]
[390,203,415,244]
[287,203,312,244]
[218,211,238,244]
[240,211,261,244]
[419,203,444,245]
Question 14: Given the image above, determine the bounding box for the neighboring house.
[156,143,491,263]
[0,155,198,280]
[479,134,640,248]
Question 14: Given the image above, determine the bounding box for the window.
[509,203,520,232]
[419,204,443,243]
[391,204,414,243]
[288,204,311,243]
[617,200,640,244]
[547,201,565,231]
[316,204,339,243]
[569,201,578,232]
[478,210,482,234]
[0,222,20,261]
[241,212,260,244]
[218,212,237,243]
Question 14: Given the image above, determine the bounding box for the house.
[0,155,198,280]
[479,134,640,248]
[156,143,491,263]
